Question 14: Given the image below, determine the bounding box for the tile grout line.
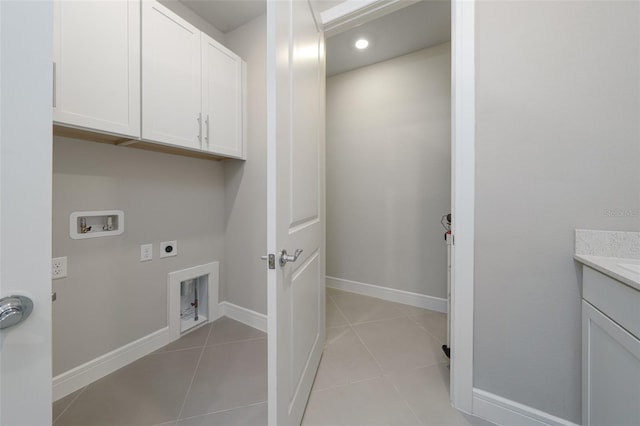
[388,375,428,426]
[329,289,410,326]
[177,401,267,423]
[333,290,441,426]
[206,335,267,347]
[342,295,447,360]
[323,289,455,426]
[328,291,386,374]
[330,289,448,377]
[327,291,428,425]
[157,336,267,356]
[174,324,216,423]
[406,312,448,346]
[325,291,349,327]
[52,384,89,424]
[311,374,382,393]
[347,312,409,327]
[325,292,389,388]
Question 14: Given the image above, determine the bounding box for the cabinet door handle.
[197,113,202,144]
[52,62,57,108]
[205,114,210,146]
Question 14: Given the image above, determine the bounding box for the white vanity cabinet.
[142,1,245,158]
[582,266,640,426]
[53,0,141,138]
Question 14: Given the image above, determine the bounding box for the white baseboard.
[472,388,580,426]
[53,294,267,403]
[53,327,171,401]
[326,276,447,313]
[219,301,267,333]
[52,301,267,402]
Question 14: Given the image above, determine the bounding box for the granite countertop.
[574,254,640,291]
[574,229,640,291]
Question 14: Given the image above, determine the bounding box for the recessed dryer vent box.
[179,276,209,333]
[168,262,219,342]
[70,210,124,240]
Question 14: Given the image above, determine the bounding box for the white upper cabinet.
[53,0,140,138]
[201,35,245,159]
[54,0,245,160]
[141,0,202,150]
[142,1,245,158]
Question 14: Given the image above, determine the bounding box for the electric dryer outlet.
[160,241,177,258]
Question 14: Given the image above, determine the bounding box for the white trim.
[326,276,447,313]
[52,327,171,401]
[450,0,475,414]
[54,261,222,401]
[52,298,266,402]
[219,301,268,333]
[265,1,277,424]
[320,0,380,23]
[53,298,267,401]
[320,0,420,37]
[473,389,581,426]
[168,261,220,342]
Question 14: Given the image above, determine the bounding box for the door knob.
[0,295,33,330]
[279,249,303,267]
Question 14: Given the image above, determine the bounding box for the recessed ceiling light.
[354,38,369,50]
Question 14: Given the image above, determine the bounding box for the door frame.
[319,0,476,414]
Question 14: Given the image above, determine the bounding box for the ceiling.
[177,0,450,77]
[326,1,451,76]
[180,0,265,33]
[178,0,341,32]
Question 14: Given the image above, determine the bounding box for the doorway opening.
[319,0,475,416]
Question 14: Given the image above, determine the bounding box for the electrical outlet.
[140,244,153,262]
[160,240,177,258]
[52,257,67,280]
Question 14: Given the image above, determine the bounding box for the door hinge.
[261,254,276,269]
[446,232,454,245]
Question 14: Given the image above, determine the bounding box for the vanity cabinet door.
[201,34,245,159]
[53,0,140,137]
[582,301,640,426]
[142,0,201,150]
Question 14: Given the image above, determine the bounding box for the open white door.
[266,0,326,424]
[0,1,53,425]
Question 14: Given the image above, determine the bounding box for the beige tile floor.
[53,317,268,426]
[302,288,493,426]
[53,289,492,426]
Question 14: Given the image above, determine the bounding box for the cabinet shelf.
[53,124,240,162]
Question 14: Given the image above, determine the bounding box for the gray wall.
[52,138,225,375]
[222,15,268,315]
[51,3,256,376]
[474,0,640,422]
[326,43,451,298]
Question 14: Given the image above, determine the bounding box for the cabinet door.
[142,0,201,149]
[201,34,245,158]
[53,0,140,138]
[583,301,640,426]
